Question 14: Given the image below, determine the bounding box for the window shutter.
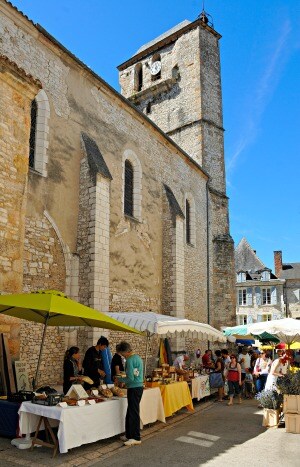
[255,287,261,305]
[257,314,262,322]
[271,286,277,305]
[246,288,253,305]
[247,315,253,324]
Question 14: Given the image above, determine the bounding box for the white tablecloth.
[191,375,210,401]
[19,387,165,453]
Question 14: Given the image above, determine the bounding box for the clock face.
[150,61,162,76]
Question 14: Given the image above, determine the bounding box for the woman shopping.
[224,354,242,406]
[265,350,290,391]
[253,351,272,393]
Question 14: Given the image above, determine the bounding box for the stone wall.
[0,54,40,360]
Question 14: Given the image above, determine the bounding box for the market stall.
[19,387,165,454]
[159,381,193,417]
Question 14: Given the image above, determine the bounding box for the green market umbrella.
[0,290,141,388]
[223,324,280,344]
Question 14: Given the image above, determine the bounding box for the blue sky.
[11,0,300,271]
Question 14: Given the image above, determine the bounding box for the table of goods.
[19,387,165,454]
[190,375,210,401]
[159,381,194,418]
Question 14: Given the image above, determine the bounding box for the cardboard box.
[283,395,300,414]
[285,413,300,433]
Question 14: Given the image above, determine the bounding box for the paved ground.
[0,398,299,466]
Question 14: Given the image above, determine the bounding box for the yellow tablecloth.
[159,381,194,418]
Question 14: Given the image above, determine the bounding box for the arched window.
[186,199,191,244]
[134,63,143,92]
[29,99,37,169]
[28,89,50,177]
[122,150,142,221]
[151,54,161,81]
[124,160,134,217]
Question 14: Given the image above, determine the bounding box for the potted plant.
[277,370,300,433]
[256,390,283,427]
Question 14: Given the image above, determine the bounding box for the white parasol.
[248,318,300,347]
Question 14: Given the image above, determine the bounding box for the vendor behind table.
[82,336,109,389]
[173,354,189,374]
[63,346,83,395]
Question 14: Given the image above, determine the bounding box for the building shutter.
[257,314,262,322]
[247,315,253,324]
[246,288,253,305]
[255,287,261,305]
[271,286,277,305]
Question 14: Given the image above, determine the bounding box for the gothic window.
[28,89,50,177]
[186,200,191,244]
[122,150,142,221]
[184,194,196,245]
[134,63,143,92]
[124,160,134,217]
[29,99,37,169]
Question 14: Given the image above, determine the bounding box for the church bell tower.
[118,11,236,329]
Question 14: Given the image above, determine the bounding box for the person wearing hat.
[265,350,289,391]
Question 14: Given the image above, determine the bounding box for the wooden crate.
[283,395,300,414]
[285,413,300,433]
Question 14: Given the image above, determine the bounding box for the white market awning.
[105,312,226,342]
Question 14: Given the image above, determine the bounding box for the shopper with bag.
[224,354,242,406]
[213,350,225,402]
[253,351,272,393]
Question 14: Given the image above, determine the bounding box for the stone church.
[0,1,235,384]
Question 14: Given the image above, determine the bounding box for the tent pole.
[144,332,151,377]
[34,313,50,389]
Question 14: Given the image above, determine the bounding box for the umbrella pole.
[34,313,50,389]
[144,332,151,377]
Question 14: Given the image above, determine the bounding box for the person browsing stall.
[63,346,83,394]
[202,349,214,369]
[116,341,144,447]
[111,343,125,380]
[225,354,242,406]
[82,336,109,388]
[253,350,272,393]
[238,347,251,380]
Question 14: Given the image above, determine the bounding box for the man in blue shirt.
[116,341,144,446]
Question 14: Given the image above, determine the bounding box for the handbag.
[209,372,224,389]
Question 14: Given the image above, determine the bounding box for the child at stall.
[245,368,254,399]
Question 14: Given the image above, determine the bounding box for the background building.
[274,251,300,319]
[0,1,235,384]
[235,238,285,324]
